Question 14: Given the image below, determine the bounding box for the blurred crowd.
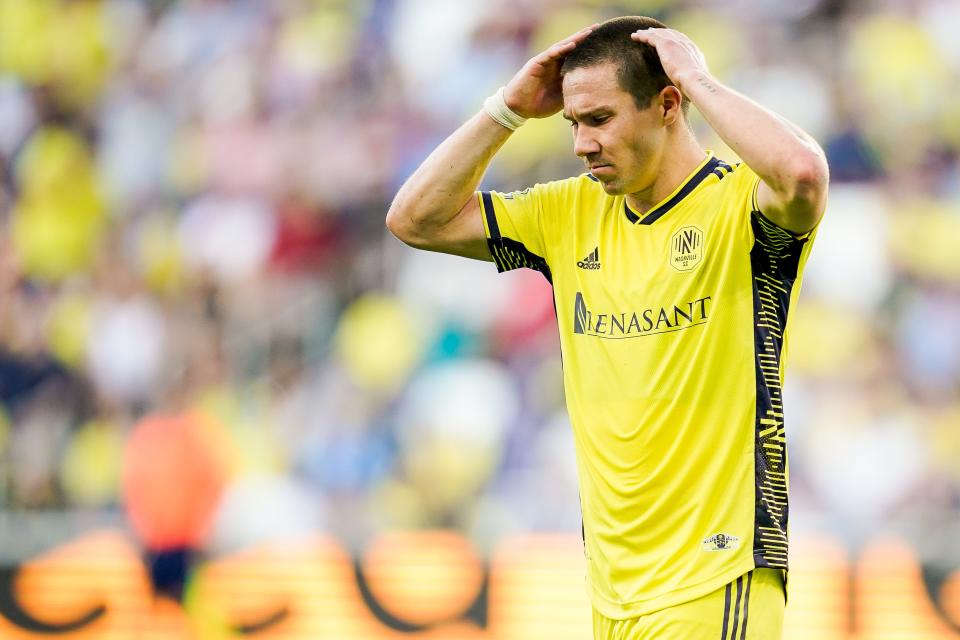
[0,0,958,572]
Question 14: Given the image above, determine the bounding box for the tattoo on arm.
[696,76,718,93]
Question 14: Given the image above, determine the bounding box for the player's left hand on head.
[630,28,710,94]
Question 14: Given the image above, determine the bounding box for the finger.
[549,24,600,53]
[532,42,574,66]
[634,27,671,36]
[539,25,598,62]
[630,30,658,44]
[550,39,579,55]
[565,23,599,42]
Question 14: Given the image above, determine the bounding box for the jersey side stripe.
[750,210,807,570]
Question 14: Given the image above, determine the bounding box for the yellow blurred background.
[0,0,958,637]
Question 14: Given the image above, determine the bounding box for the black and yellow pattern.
[750,210,808,569]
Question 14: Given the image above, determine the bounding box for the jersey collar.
[624,153,720,225]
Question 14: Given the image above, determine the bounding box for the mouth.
[589,164,613,176]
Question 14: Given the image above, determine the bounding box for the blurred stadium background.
[0,0,958,637]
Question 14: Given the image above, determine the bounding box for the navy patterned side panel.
[750,211,806,569]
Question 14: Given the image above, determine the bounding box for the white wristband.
[483,87,527,131]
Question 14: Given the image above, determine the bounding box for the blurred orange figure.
[121,413,228,551]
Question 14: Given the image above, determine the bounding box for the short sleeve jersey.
[478,153,817,620]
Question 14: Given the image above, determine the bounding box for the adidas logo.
[577,247,601,270]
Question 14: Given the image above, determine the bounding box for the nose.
[573,125,601,158]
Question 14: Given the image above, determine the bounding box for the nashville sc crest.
[670,225,704,271]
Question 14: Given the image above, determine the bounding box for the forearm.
[679,71,827,196]
[387,111,512,243]
[387,24,593,254]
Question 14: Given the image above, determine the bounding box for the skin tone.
[560,62,706,216]
[386,23,828,259]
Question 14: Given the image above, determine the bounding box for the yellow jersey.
[478,153,817,620]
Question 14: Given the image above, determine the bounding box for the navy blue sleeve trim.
[481,191,500,239]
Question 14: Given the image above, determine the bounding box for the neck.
[625,129,706,214]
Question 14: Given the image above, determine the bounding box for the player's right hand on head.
[502,25,597,120]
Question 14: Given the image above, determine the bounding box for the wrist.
[676,69,720,97]
[502,87,524,115]
[483,87,528,131]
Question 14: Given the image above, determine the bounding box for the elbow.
[773,154,830,233]
[385,202,405,240]
[783,152,829,206]
[385,200,426,249]
[793,150,829,191]
[385,198,411,242]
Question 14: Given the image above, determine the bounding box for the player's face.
[562,62,667,196]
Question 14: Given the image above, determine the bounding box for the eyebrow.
[562,107,613,122]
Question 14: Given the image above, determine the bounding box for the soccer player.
[386,15,828,640]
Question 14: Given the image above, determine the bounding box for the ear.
[659,86,684,126]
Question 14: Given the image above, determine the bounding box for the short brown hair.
[561,16,689,114]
